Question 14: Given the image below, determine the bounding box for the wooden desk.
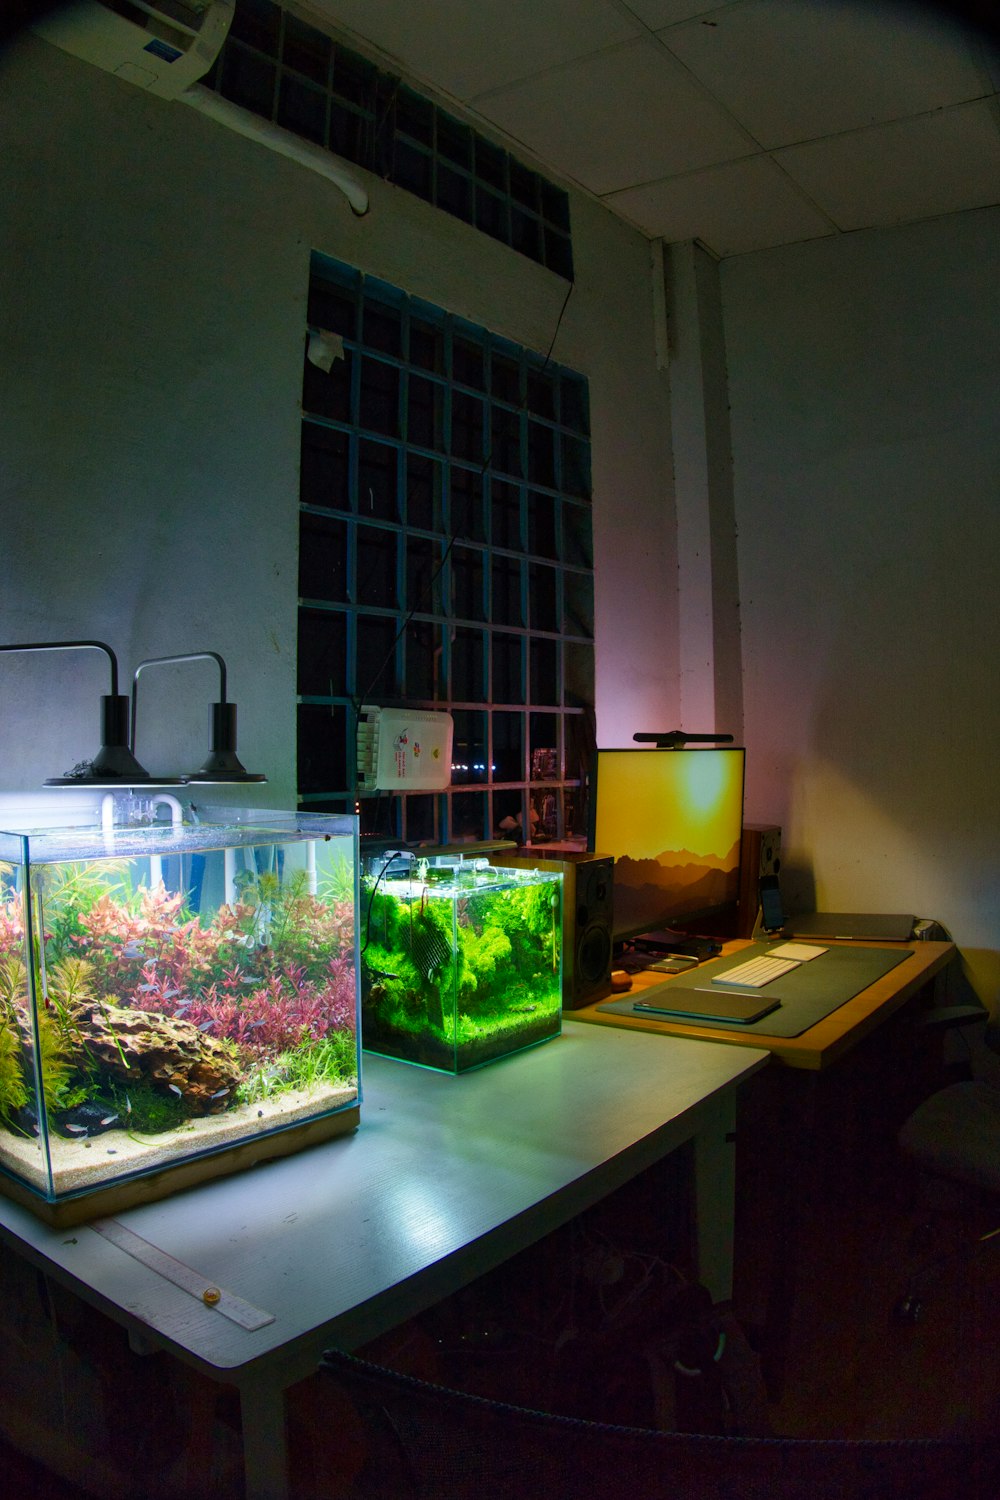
[0,1020,766,1500]
[573,939,956,1069]
[574,937,956,1396]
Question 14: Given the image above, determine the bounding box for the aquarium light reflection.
[387,1180,462,1259]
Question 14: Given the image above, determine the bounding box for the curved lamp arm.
[0,639,151,784]
[131,651,265,784]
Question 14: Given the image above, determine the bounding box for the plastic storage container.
[0,808,360,1224]
[361,849,562,1072]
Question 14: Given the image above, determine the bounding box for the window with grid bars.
[298,254,595,847]
[204,0,574,279]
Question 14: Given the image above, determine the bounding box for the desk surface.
[0,1020,766,1389]
[574,939,956,1070]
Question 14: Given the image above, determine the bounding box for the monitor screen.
[588,747,745,943]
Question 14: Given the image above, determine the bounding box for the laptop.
[757,874,914,942]
[782,911,915,942]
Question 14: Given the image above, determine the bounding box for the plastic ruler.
[91,1218,275,1332]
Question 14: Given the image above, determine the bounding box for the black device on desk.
[634,989,780,1024]
[634,929,722,961]
[616,948,701,975]
[759,873,785,935]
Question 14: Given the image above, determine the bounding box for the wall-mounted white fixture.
[31,0,235,100]
[30,0,369,216]
[357,705,453,792]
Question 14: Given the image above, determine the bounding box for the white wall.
[0,36,677,827]
[722,208,1000,1004]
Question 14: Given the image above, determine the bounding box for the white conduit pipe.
[179,85,370,217]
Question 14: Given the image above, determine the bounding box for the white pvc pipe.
[149,794,184,889]
[150,793,183,829]
[180,85,370,217]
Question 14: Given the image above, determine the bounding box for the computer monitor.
[588,746,746,946]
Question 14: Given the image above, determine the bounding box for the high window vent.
[204,0,574,279]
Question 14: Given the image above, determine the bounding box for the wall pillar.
[661,239,743,741]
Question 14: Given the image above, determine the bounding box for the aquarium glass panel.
[360,850,561,1072]
[0,810,360,1223]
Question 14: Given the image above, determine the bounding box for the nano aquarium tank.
[0,807,360,1225]
[360,849,562,1072]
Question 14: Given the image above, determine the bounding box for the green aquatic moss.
[361,870,562,1070]
[0,1015,28,1126]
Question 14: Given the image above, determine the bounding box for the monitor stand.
[630,927,723,961]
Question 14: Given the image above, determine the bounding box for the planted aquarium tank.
[0,807,360,1225]
[360,849,562,1072]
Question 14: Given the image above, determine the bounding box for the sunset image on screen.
[592,748,745,939]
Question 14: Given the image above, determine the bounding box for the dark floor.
[5,1010,1000,1497]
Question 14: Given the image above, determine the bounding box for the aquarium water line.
[101,791,185,888]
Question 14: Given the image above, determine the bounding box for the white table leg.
[239,1377,290,1500]
[691,1093,738,1303]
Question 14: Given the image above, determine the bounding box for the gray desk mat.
[598,943,912,1037]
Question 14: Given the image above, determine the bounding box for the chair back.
[320,1346,995,1500]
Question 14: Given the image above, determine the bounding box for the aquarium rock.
[68,1001,243,1114]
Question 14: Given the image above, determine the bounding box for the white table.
[0,1021,767,1500]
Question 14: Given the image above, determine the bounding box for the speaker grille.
[490,851,613,1007]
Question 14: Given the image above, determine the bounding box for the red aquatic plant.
[4,870,357,1073]
[173,956,356,1054]
[0,900,22,962]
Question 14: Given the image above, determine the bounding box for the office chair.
[895,1003,1000,1320]
[319,1346,998,1500]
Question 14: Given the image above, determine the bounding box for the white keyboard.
[711,954,801,988]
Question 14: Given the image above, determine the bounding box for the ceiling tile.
[470,39,753,195]
[604,154,837,255]
[618,0,743,24]
[307,0,640,100]
[775,100,1000,229]
[659,0,989,148]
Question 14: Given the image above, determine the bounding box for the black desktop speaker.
[490,850,614,1009]
[737,824,782,938]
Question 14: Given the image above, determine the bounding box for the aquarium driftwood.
[66,1000,243,1114]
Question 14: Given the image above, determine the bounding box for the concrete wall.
[0,35,677,824]
[722,207,1000,1002]
[3,32,994,1005]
